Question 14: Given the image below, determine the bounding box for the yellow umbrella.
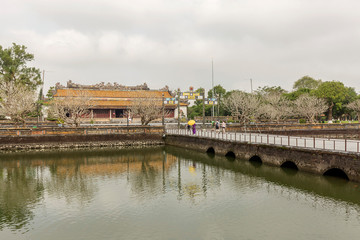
[188,120,195,126]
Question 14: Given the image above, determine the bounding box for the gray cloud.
[1,0,360,93]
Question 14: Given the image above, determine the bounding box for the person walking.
[215,120,220,134]
[192,123,196,135]
[221,121,226,133]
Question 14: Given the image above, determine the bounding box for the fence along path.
[167,128,360,154]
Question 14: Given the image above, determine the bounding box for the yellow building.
[53,81,187,121]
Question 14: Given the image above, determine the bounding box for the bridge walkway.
[166,128,360,154]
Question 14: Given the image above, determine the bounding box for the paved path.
[166,128,360,154]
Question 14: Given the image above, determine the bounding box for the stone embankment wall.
[165,135,360,182]
[0,126,165,151]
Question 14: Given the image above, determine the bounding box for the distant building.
[53,81,187,121]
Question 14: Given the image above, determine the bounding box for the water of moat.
[1,146,360,240]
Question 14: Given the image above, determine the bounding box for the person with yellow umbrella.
[188,120,196,135]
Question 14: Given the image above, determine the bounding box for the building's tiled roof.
[55,89,173,98]
[89,100,186,108]
[54,88,187,108]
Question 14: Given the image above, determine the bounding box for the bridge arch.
[249,155,262,163]
[281,161,298,170]
[323,167,349,180]
[206,147,215,155]
[225,151,236,160]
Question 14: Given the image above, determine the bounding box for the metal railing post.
[288,135,290,146]
[345,139,347,151]
[313,137,315,148]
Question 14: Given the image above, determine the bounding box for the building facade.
[53,81,187,121]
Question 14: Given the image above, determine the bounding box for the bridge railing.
[166,128,360,154]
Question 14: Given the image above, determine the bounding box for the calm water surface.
[0,146,360,240]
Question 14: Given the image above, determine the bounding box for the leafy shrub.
[299,119,306,124]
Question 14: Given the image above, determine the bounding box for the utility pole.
[177,89,180,130]
[212,59,215,119]
[250,78,253,93]
[202,90,205,126]
[162,93,165,126]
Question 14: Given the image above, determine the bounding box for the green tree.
[207,85,226,98]
[195,87,205,95]
[207,85,227,116]
[314,81,356,120]
[188,102,212,119]
[0,43,42,89]
[46,86,55,100]
[293,76,322,90]
[284,88,311,101]
[255,86,287,96]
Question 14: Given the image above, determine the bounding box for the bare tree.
[0,81,36,126]
[48,91,92,127]
[223,91,261,124]
[129,94,163,125]
[346,99,360,121]
[259,92,293,123]
[294,94,328,123]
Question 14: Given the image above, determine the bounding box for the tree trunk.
[328,102,334,120]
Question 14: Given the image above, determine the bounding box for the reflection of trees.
[45,160,97,204]
[0,165,44,232]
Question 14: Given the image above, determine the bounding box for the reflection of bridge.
[165,129,360,182]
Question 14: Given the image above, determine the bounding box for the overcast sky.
[1,0,360,93]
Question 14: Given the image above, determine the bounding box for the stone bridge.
[165,134,360,182]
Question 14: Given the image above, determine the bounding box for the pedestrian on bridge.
[192,123,196,135]
[215,120,220,134]
[222,121,226,133]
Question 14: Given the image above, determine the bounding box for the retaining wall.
[0,126,165,151]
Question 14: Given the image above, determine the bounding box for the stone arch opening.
[206,147,215,158]
[225,151,236,161]
[249,155,262,163]
[206,147,215,154]
[281,161,298,170]
[323,168,349,180]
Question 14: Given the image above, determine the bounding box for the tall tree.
[294,94,328,123]
[284,88,311,101]
[293,76,322,90]
[223,91,261,124]
[129,93,164,125]
[346,99,360,120]
[207,85,226,116]
[259,92,293,123]
[0,81,36,126]
[207,85,226,98]
[0,43,42,89]
[255,86,287,96]
[48,91,92,127]
[314,81,356,120]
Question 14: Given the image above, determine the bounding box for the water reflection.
[0,146,360,238]
[0,165,44,232]
[165,146,360,206]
